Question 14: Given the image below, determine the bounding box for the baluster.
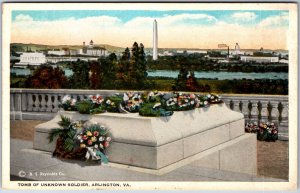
[10,93,15,112]
[250,101,259,122]
[260,101,269,123]
[21,93,27,112]
[33,94,39,111]
[39,94,46,112]
[27,94,34,111]
[270,101,280,124]
[233,100,241,112]
[241,100,250,122]
[278,101,288,138]
[10,93,15,120]
[52,95,59,112]
[45,94,52,112]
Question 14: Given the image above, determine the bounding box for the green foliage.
[139,103,161,117]
[115,42,150,89]
[139,102,174,117]
[48,115,77,152]
[90,107,105,114]
[58,115,72,128]
[68,60,90,89]
[98,54,118,89]
[103,95,123,112]
[76,100,93,114]
[48,128,63,143]
[89,61,102,89]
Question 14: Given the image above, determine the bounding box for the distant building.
[279,59,288,64]
[48,50,65,56]
[186,50,207,54]
[15,52,46,66]
[82,40,107,57]
[240,56,279,63]
[230,43,244,55]
[47,57,98,63]
[244,51,254,56]
[159,51,174,56]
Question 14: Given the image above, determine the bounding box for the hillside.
[10,43,125,53]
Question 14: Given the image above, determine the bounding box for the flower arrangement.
[48,116,111,163]
[121,92,143,113]
[59,95,77,111]
[76,99,93,114]
[103,95,123,113]
[59,91,223,117]
[77,124,111,163]
[245,121,278,141]
[162,92,198,111]
[206,94,222,104]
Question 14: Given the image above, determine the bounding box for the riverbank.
[10,77,288,95]
[149,78,288,94]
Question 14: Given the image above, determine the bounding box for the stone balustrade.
[10,89,288,140]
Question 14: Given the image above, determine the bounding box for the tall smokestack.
[153,19,158,60]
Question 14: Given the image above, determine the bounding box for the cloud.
[15,14,33,22]
[231,12,257,22]
[124,13,217,27]
[11,13,288,49]
[258,12,289,27]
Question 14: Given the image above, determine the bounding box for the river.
[11,68,288,80]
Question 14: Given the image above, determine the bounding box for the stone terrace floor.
[10,120,288,181]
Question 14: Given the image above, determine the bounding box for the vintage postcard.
[1,2,298,190]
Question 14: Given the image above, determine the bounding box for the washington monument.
[153,19,158,60]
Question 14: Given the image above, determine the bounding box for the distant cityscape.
[10,19,289,68]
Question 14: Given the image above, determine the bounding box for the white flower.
[100,126,105,130]
[204,101,208,105]
[62,95,71,103]
[211,96,215,99]
[185,99,188,103]
[94,144,98,149]
[191,101,195,105]
[148,92,154,97]
[153,103,161,109]
[123,93,129,101]
[207,94,211,98]
[99,136,104,141]
[106,137,112,142]
[99,143,104,149]
[71,99,76,106]
[106,100,111,105]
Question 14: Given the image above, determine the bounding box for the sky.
[11,10,289,49]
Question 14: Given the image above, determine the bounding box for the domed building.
[82,40,108,57]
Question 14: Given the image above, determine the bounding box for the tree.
[89,61,102,89]
[25,64,68,89]
[185,71,201,92]
[68,60,90,89]
[99,53,118,89]
[116,42,150,89]
[172,68,188,91]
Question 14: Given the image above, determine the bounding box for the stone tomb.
[34,103,257,175]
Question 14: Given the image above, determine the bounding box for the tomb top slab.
[35,103,244,147]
